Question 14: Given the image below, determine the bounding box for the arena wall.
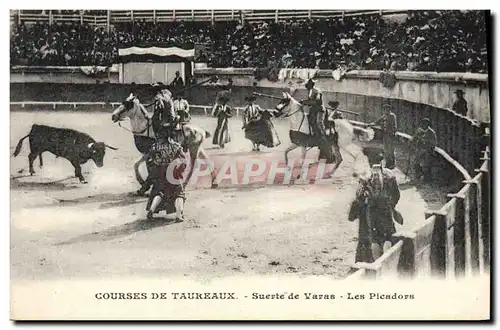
[11,66,490,123]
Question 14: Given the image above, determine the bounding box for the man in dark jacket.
[452,89,468,116]
[369,104,398,169]
[170,71,184,89]
[151,82,179,141]
[411,118,437,182]
[349,152,402,263]
[302,78,334,164]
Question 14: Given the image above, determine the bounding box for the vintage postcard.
[9,8,491,320]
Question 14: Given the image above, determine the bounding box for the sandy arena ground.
[10,110,448,281]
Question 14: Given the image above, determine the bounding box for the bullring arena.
[11,107,446,280]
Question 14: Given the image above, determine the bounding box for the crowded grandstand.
[10,10,488,73]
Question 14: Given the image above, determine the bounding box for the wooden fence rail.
[348,136,490,280]
[13,10,410,26]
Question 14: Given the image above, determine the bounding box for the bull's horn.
[87,143,94,148]
[105,144,118,150]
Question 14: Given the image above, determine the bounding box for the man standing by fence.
[452,89,468,116]
[369,104,397,169]
[170,71,184,89]
[348,152,402,263]
[410,118,437,182]
[173,92,191,124]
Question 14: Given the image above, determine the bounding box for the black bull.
[13,124,118,183]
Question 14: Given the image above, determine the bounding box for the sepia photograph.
[9,7,491,321]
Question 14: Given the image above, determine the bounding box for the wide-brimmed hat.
[382,104,391,109]
[305,78,317,88]
[244,95,256,102]
[328,101,340,109]
[420,118,431,126]
[373,153,384,164]
[454,89,465,95]
[151,82,168,91]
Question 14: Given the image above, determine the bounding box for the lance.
[253,92,359,116]
[172,75,218,96]
[143,76,219,108]
[253,92,282,100]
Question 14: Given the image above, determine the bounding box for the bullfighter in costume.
[369,104,398,169]
[151,82,180,141]
[212,95,233,148]
[242,95,281,151]
[211,78,233,116]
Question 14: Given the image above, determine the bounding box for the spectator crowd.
[10,10,488,73]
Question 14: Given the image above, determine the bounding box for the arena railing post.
[478,153,490,273]
[106,10,110,33]
[447,191,467,277]
[392,231,417,279]
[463,178,481,275]
[425,210,449,278]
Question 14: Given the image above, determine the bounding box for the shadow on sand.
[10,175,78,191]
[56,217,179,245]
[53,192,147,209]
[213,150,274,157]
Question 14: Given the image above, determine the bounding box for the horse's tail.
[13,134,30,157]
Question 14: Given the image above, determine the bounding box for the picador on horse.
[136,82,181,196]
[301,78,338,164]
[151,82,181,143]
[145,135,187,223]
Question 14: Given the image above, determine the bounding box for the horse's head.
[352,125,376,143]
[112,93,141,122]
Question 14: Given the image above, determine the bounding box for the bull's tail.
[13,134,30,157]
[204,130,211,139]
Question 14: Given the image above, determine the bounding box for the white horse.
[275,92,374,177]
[111,93,218,189]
